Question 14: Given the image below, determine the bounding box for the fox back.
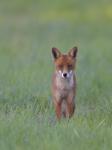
[51,47,78,120]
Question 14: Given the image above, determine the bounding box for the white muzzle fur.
[57,70,73,79]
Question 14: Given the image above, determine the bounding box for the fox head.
[52,47,78,79]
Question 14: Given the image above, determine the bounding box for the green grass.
[0,0,112,149]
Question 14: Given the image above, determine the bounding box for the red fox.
[51,47,78,120]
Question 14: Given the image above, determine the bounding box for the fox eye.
[68,64,72,68]
[58,65,63,68]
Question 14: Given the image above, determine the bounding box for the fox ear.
[52,47,61,59]
[68,47,78,58]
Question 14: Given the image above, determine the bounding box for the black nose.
[63,73,67,78]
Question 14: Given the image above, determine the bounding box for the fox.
[51,47,78,120]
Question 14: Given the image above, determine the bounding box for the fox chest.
[54,77,74,100]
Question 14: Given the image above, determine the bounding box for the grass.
[0,0,112,149]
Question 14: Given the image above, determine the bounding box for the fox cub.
[51,47,78,120]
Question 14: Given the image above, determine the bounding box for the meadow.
[0,0,112,149]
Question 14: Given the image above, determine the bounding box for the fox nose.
[63,73,67,78]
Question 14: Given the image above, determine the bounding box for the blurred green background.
[0,0,112,150]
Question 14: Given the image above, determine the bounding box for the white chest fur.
[56,75,74,90]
